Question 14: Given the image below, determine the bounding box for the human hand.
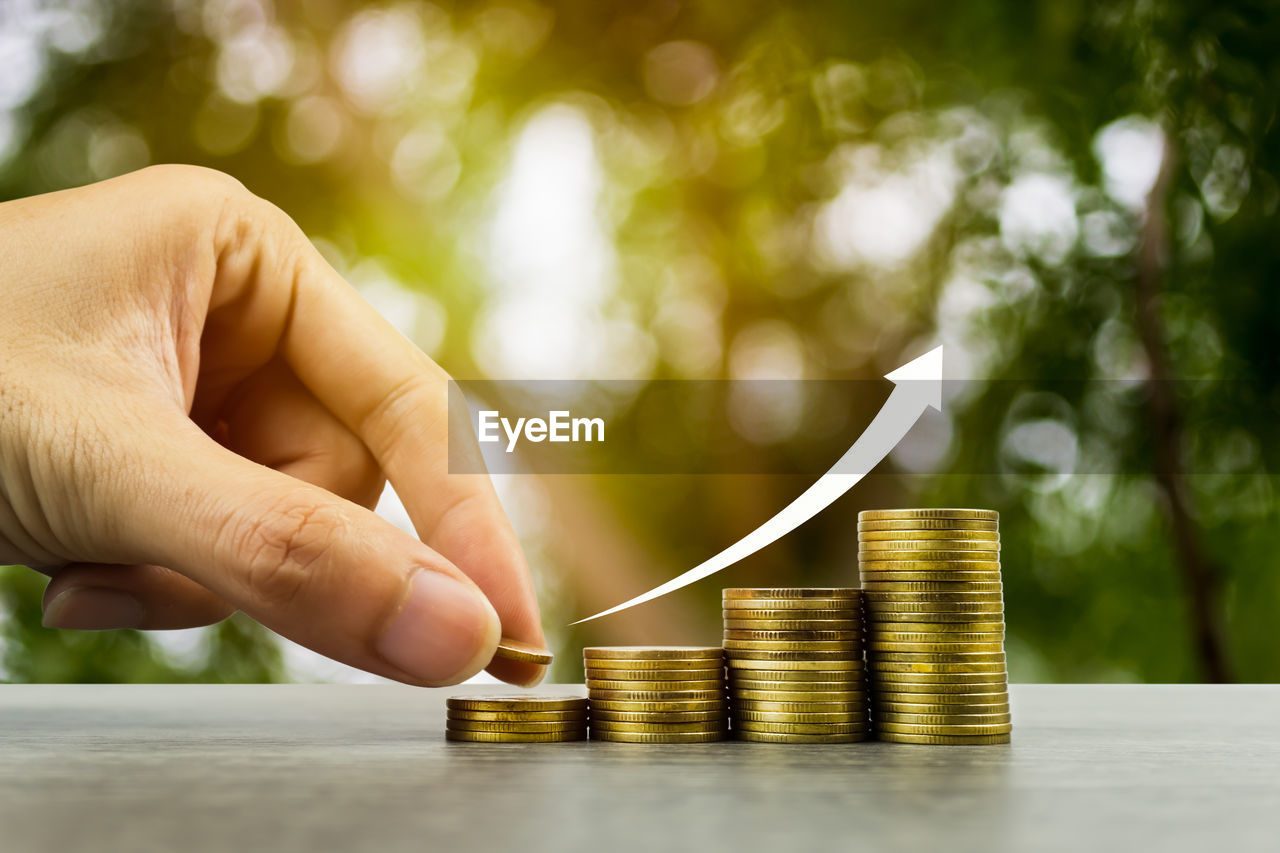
[0,165,546,687]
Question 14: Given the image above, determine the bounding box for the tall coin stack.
[858,509,1012,744]
[445,695,588,742]
[583,646,729,743]
[722,588,871,743]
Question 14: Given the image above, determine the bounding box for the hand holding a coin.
[0,166,548,687]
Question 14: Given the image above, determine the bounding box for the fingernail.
[378,570,499,685]
[43,587,145,630]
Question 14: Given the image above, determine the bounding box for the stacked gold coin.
[445,695,588,742]
[858,509,1012,745]
[722,588,870,743]
[583,646,728,743]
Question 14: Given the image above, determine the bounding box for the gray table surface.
[0,684,1276,853]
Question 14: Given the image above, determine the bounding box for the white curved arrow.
[571,346,944,625]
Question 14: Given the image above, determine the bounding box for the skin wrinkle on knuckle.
[48,411,126,561]
[0,393,91,565]
[358,373,438,451]
[418,489,484,550]
[207,183,289,316]
[225,497,339,611]
[207,192,306,372]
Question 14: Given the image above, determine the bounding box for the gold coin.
[735,730,871,743]
[859,550,999,562]
[877,732,1010,745]
[869,661,1007,675]
[870,683,1008,696]
[860,539,999,552]
[870,637,1005,649]
[722,640,861,652]
[734,699,868,713]
[492,638,554,666]
[732,689,868,702]
[867,600,1002,612]
[445,720,586,733]
[581,657,724,671]
[723,588,861,600]
[867,611,1005,623]
[732,671,870,686]
[735,721,871,735]
[859,528,999,542]
[868,650,1006,662]
[587,689,725,702]
[724,608,861,621]
[734,710,869,724]
[445,729,587,743]
[876,722,1012,736]
[873,691,1009,705]
[860,568,998,581]
[729,680,866,694]
[865,648,1003,660]
[590,730,727,743]
[859,508,998,522]
[586,678,723,692]
[862,581,1003,593]
[587,699,728,713]
[858,518,998,532]
[865,590,1003,602]
[726,653,864,666]
[583,646,722,661]
[867,621,1005,633]
[726,666,864,680]
[866,604,1004,615]
[728,679,866,692]
[877,712,1012,725]
[869,639,1005,651]
[730,677,866,691]
[588,720,728,734]
[446,709,589,722]
[723,619,861,631]
[583,667,723,681]
[723,598,862,611]
[865,596,1003,612]
[859,561,1001,572]
[870,691,1008,701]
[588,709,727,724]
[871,670,1007,684]
[447,696,587,713]
[874,701,1010,715]
[722,629,863,641]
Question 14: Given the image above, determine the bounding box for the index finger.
[221,203,548,685]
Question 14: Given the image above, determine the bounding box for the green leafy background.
[2,0,1277,684]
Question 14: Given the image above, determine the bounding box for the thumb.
[113,427,501,686]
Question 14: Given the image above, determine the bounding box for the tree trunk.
[1131,131,1233,683]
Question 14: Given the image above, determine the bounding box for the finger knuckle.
[227,497,343,609]
[141,164,247,198]
[361,373,437,448]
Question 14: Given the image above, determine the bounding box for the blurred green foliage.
[1,0,1277,683]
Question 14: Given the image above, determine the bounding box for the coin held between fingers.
[493,637,554,666]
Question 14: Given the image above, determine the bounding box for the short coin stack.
[445,695,588,742]
[858,508,1012,745]
[583,646,728,743]
[722,588,870,743]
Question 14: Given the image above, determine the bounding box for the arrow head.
[884,345,944,412]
